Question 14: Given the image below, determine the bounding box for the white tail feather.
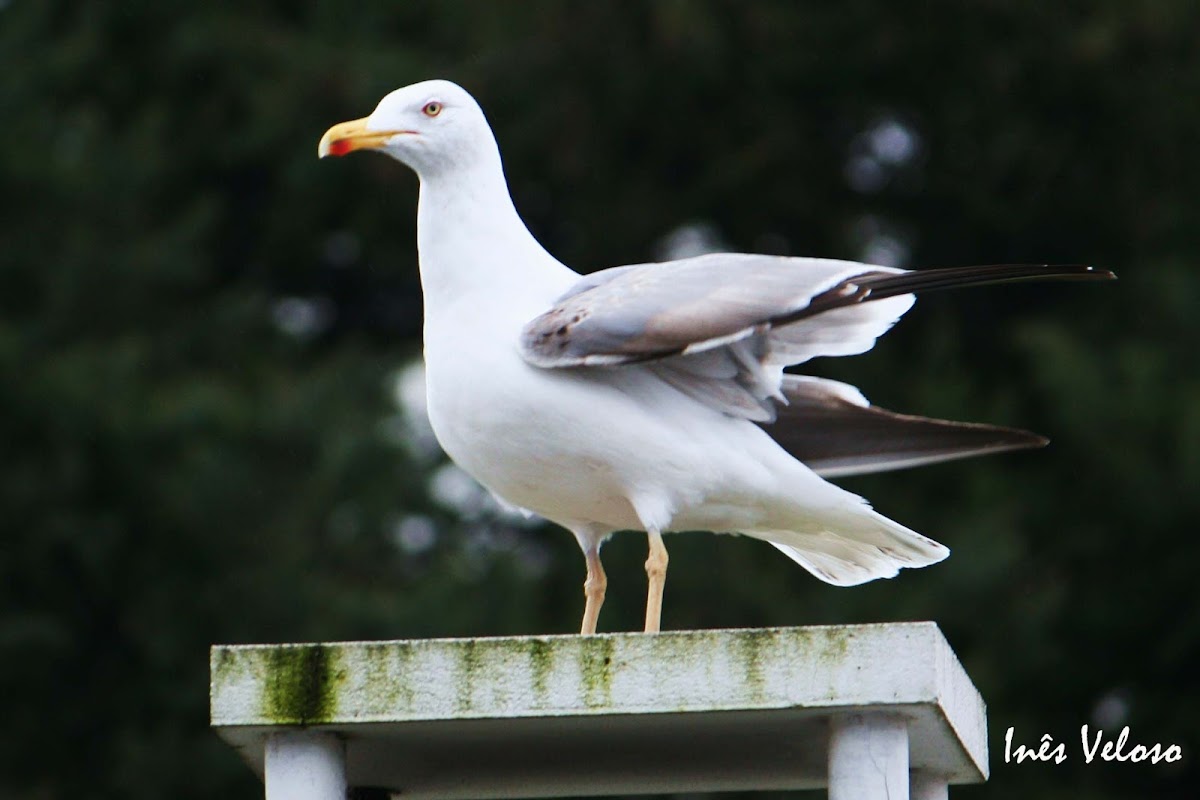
[761,508,949,587]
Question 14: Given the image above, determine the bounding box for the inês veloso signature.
[1005,726,1183,765]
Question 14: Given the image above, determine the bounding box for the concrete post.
[828,714,909,800]
[264,731,346,800]
[213,624,989,798]
[911,771,950,800]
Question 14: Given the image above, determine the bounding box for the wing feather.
[520,254,885,368]
[518,255,1113,421]
[763,375,1048,477]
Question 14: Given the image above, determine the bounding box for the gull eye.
[422,101,443,118]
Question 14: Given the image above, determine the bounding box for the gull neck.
[415,144,574,311]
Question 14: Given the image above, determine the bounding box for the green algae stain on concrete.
[262,645,342,725]
[812,627,856,702]
[734,629,770,703]
[359,642,412,715]
[211,646,240,689]
[455,639,485,713]
[528,638,553,702]
[821,626,853,661]
[580,636,614,707]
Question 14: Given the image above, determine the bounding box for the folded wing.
[520,253,910,369]
[518,255,1112,423]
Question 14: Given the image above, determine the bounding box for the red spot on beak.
[327,139,353,157]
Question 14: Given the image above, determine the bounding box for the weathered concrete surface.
[212,623,986,798]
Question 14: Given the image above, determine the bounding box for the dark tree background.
[2,1,1197,798]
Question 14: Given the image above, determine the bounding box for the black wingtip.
[1060,264,1117,281]
[987,428,1048,452]
[853,263,1118,301]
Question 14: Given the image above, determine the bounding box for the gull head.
[318,80,494,178]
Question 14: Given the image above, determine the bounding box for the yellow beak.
[317,117,413,158]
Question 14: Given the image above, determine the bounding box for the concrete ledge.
[211,623,987,798]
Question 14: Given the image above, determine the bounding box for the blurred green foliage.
[1,1,1197,798]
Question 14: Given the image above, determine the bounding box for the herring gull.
[318,80,1114,634]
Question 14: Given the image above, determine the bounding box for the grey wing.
[521,253,910,369]
[518,256,1110,422]
[520,253,914,421]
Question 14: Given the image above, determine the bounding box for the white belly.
[426,345,641,529]
[423,315,790,534]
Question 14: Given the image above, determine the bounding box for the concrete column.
[828,714,909,800]
[214,626,990,796]
[264,730,346,800]
[911,770,949,800]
